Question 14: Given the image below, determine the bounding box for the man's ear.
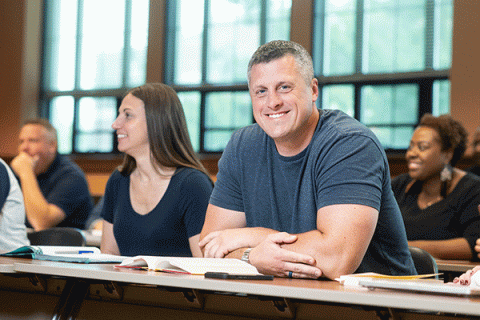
[311,78,319,102]
[47,138,57,154]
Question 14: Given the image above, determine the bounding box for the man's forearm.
[409,238,472,260]
[19,173,54,230]
[200,227,278,257]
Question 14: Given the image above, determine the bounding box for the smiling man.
[199,40,416,280]
[10,119,93,231]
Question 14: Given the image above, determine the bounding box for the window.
[165,0,292,152]
[41,0,150,154]
[314,0,452,150]
[42,0,451,154]
[42,0,290,154]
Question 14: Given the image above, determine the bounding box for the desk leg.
[52,279,89,320]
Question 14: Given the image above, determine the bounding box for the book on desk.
[117,255,263,276]
[0,245,126,264]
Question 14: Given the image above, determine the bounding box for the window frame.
[40,0,147,155]
[313,0,452,151]
[39,0,452,156]
[163,0,293,154]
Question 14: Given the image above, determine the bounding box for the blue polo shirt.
[32,154,93,229]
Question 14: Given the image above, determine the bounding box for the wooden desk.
[436,259,478,282]
[0,259,477,320]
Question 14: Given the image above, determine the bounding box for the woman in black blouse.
[392,114,480,261]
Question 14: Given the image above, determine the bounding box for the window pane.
[178,92,201,152]
[322,0,356,75]
[170,1,290,152]
[204,91,251,152]
[205,92,251,128]
[205,131,235,152]
[361,84,418,149]
[370,127,414,149]
[79,0,126,89]
[127,0,150,87]
[76,133,115,153]
[432,79,450,115]
[173,0,205,85]
[43,0,149,154]
[434,0,453,69]
[76,97,117,152]
[361,84,418,125]
[206,0,261,83]
[363,0,426,73]
[265,0,291,42]
[50,96,75,154]
[44,0,78,91]
[322,85,354,117]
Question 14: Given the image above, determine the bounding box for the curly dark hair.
[418,114,467,166]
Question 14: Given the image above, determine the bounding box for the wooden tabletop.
[6,259,480,317]
[436,259,478,273]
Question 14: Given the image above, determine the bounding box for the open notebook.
[0,245,126,264]
[117,256,262,275]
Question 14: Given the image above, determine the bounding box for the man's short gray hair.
[22,118,58,143]
[247,40,314,85]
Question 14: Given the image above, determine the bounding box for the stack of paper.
[337,272,480,296]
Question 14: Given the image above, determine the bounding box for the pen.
[55,250,95,254]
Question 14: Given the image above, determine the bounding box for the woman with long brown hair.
[101,83,213,257]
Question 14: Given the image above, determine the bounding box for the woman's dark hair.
[418,113,467,166]
[118,83,210,179]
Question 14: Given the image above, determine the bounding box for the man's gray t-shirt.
[210,109,416,275]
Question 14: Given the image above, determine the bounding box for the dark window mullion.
[122,0,132,86]
[260,0,267,44]
[312,0,324,77]
[74,0,84,91]
[354,83,361,121]
[72,98,80,154]
[72,0,84,153]
[112,97,121,153]
[164,0,177,84]
[354,0,364,120]
[200,0,210,153]
[425,0,434,69]
[41,0,53,98]
[418,79,433,119]
[355,0,364,74]
[199,92,206,154]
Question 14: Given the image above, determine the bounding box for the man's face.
[18,124,56,174]
[249,55,319,150]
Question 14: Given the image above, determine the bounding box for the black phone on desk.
[204,272,274,280]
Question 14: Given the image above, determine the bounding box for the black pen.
[204,272,274,280]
